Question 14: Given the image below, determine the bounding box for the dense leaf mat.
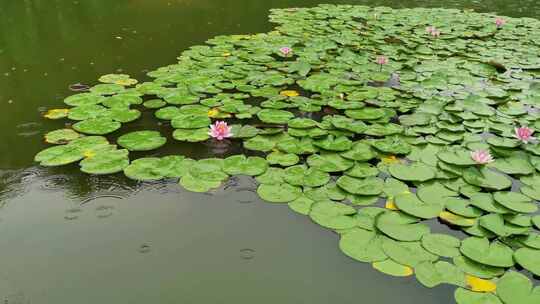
[37,5,540,303]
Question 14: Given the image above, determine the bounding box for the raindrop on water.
[239,248,255,260]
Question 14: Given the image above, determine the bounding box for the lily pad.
[223,155,268,176]
[460,237,514,268]
[117,131,167,151]
[73,118,121,135]
[80,149,129,175]
[257,183,301,203]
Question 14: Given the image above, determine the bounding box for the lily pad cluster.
[36,5,540,303]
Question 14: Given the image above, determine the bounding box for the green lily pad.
[172,128,210,142]
[124,157,164,181]
[73,118,121,135]
[257,183,301,203]
[376,211,430,242]
[34,145,84,167]
[514,248,540,276]
[336,176,383,195]
[415,261,466,288]
[257,109,294,124]
[44,129,81,144]
[371,137,411,155]
[180,173,222,192]
[117,131,167,151]
[394,192,443,219]
[288,195,315,215]
[80,149,129,175]
[307,152,354,172]
[460,237,514,268]
[153,155,195,178]
[309,200,357,230]
[462,167,512,191]
[340,142,377,161]
[496,271,540,304]
[493,191,538,213]
[64,93,105,107]
[339,228,387,262]
[454,288,502,304]
[452,256,505,279]
[381,238,438,267]
[266,151,299,166]
[421,233,461,258]
[388,162,436,182]
[372,259,413,277]
[189,159,228,182]
[283,165,330,187]
[223,155,268,176]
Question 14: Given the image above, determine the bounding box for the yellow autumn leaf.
[439,211,477,226]
[280,90,300,97]
[44,108,69,119]
[83,150,96,159]
[114,78,138,86]
[385,200,399,210]
[381,155,399,164]
[208,108,220,118]
[466,275,497,292]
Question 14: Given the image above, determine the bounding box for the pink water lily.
[376,55,388,65]
[279,47,292,56]
[209,121,233,140]
[426,26,440,37]
[471,150,494,164]
[495,17,506,28]
[514,126,535,143]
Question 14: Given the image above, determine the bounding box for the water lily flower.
[279,47,292,56]
[376,56,388,71]
[514,126,535,143]
[471,150,494,164]
[495,17,506,28]
[376,55,388,65]
[426,26,440,37]
[208,121,233,140]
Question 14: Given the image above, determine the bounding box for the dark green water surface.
[0,1,539,303]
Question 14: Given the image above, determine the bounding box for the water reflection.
[1,0,540,169]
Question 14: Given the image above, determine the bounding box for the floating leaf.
[124,158,164,181]
[460,237,514,268]
[339,228,387,262]
[80,149,129,175]
[309,200,356,230]
[117,131,167,151]
[73,117,121,135]
[44,129,81,144]
[514,248,540,276]
[336,176,383,195]
[372,259,413,277]
[223,155,268,176]
[257,183,301,203]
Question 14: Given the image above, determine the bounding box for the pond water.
[1,1,539,303]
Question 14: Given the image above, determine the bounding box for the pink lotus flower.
[514,126,535,144]
[376,56,388,65]
[471,150,494,165]
[208,121,233,140]
[426,26,436,34]
[495,17,506,28]
[279,47,292,56]
[426,26,440,37]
